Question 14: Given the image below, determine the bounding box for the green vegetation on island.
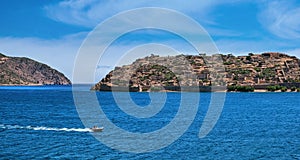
[92,52,300,92]
[227,85,254,92]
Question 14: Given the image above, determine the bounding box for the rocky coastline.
[92,52,300,92]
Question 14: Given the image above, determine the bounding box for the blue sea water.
[0,85,299,159]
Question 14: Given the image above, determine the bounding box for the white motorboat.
[90,126,104,132]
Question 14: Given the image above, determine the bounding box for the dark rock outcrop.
[0,53,71,85]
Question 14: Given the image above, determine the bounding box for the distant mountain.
[92,52,300,92]
[0,53,71,85]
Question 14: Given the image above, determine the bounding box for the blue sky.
[0,0,300,82]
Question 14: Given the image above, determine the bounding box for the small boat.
[90,126,104,132]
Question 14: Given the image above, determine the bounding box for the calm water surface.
[0,86,299,159]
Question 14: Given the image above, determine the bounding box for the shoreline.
[0,84,43,86]
[1,84,299,92]
[0,84,71,86]
[94,89,300,93]
[92,84,300,93]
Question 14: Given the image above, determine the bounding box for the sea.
[0,85,299,159]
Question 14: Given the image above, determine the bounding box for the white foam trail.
[0,124,92,132]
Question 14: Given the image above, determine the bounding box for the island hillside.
[0,53,71,85]
[92,52,300,92]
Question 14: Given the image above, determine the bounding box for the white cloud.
[3,0,300,84]
[206,28,243,37]
[258,1,300,39]
[44,0,220,28]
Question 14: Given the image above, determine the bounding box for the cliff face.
[0,53,71,85]
[92,52,300,91]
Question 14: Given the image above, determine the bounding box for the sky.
[0,0,300,83]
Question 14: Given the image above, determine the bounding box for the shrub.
[245,86,255,92]
[267,85,289,92]
[280,86,287,92]
[246,56,251,61]
[266,86,276,92]
[227,85,236,92]
[165,72,175,80]
[232,85,255,92]
[150,86,162,92]
[291,86,297,92]
[254,67,261,72]
[223,62,232,65]
[275,85,282,90]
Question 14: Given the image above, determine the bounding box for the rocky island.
[0,53,71,85]
[92,52,300,92]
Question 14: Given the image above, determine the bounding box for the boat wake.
[0,124,92,133]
